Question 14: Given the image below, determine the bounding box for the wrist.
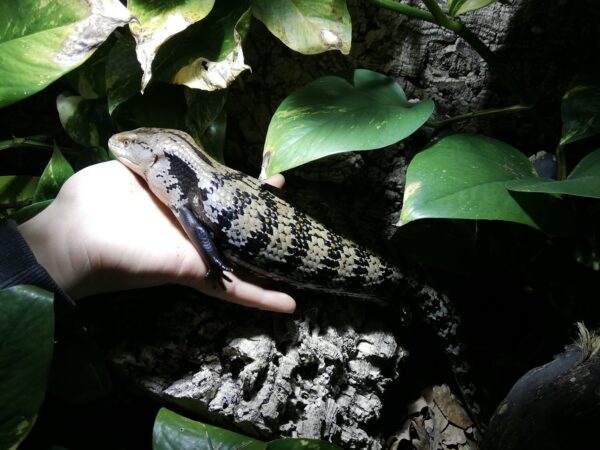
[18,204,91,299]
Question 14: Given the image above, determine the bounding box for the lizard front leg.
[177,205,232,289]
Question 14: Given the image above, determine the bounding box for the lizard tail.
[407,277,486,429]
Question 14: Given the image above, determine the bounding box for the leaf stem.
[372,0,529,104]
[426,104,531,128]
[419,0,528,103]
[556,144,567,180]
[370,0,437,23]
[0,138,55,152]
[420,0,457,29]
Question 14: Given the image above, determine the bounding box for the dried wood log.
[483,324,600,450]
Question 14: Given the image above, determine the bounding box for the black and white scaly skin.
[108,128,479,417]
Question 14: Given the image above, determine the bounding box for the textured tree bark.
[108,292,409,450]
[103,1,600,449]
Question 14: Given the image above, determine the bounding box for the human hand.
[18,161,295,313]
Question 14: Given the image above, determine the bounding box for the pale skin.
[18,160,296,313]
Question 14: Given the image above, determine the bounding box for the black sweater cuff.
[0,219,77,330]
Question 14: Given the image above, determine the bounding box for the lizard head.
[108,128,169,179]
[108,128,216,207]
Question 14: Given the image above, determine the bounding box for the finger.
[198,272,296,314]
[263,173,285,189]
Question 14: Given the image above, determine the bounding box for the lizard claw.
[205,266,233,290]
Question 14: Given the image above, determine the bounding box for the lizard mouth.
[111,151,143,176]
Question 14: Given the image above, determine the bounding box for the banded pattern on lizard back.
[108,127,480,420]
[108,128,403,300]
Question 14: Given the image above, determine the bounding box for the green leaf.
[128,0,215,90]
[33,145,74,203]
[0,176,39,207]
[251,0,351,55]
[447,0,497,16]
[267,438,342,450]
[9,200,53,224]
[185,88,227,135]
[152,408,266,450]
[560,69,600,146]
[0,286,54,450]
[65,36,114,99]
[261,69,434,179]
[57,93,114,148]
[185,88,227,161]
[201,109,227,163]
[506,149,600,199]
[107,31,143,114]
[0,0,132,108]
[400,135,544,228]
[153,0,251,90]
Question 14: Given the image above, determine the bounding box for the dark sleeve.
[0,219,78,332]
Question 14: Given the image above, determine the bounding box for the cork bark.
[108,292,409,450]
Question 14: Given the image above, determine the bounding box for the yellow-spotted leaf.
[400,134,570,232]
[128,0,215,91]
[153,0,251,91]
[251,0,351,55]
[0,0,132,108]
[260,69,434,179]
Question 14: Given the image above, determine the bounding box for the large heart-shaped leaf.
[560,69,600,146]
[251,0,351,55]
[128,0,215,91]
[0,0,131,108]
[0,286,54,449]
[260,69,434,179]
[153,408,265,450]
[400,134,550,229]
[447,0,497,16]
[506,149,600,199]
